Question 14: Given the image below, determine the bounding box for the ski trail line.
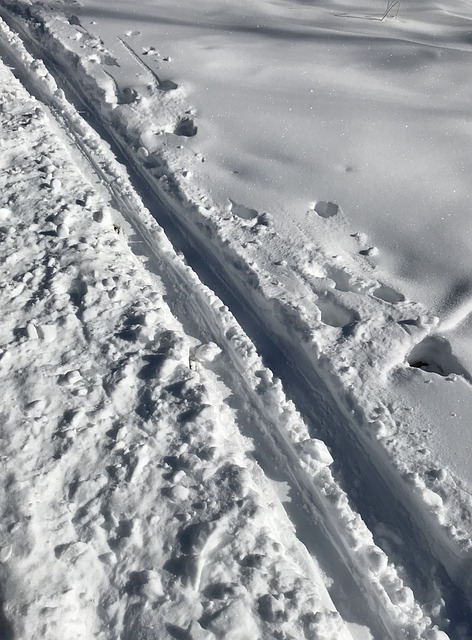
[0,8,466,639]
[0,27,394,639]
[0,19,397,640]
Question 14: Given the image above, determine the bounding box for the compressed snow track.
[0,6,468,640]
[0,42,358,640]
[0,23,391,640]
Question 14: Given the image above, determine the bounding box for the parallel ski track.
[1,8,471,638]
[0,17,393,640]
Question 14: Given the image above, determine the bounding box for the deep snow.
[75,0,472,333]
[0,0,472,638]
[0,46,357,640]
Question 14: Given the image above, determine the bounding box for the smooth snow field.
[0,0,471,639]
[77,0,472,333]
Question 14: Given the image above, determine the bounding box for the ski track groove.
[96,109,472,636]
[63,88,394,640]
[0,16,393,640]
[0,7,470,639]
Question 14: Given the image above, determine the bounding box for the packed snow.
[0,43,358,640]
[0,0,471,638]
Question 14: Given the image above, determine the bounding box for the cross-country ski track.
[0,3,471,639]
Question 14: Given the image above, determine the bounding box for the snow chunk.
[205,598,260,639]
[50,177,62,192]
[63,370,82,385]
[93,206,113,224]
[0,207,11,221]
[423,631,450,640]
[421,487,444,513]
[26,323,38,340]
[56,223,70,237]
[365,546,388,574]
[136,146,149,161]
[140,570,164,600]
[30,59,48,78]
[37,324,57,342]
[298,438,334,467]
[193,341,222,363]
[391,586,415,609]
[169,485,189,501]
[0,545,12,563]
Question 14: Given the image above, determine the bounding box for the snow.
[0,47,358,640]
[73,0,472,318]
[0,0,471,638]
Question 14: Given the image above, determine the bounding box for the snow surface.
[0,0,471,638]
[0,37,357,640]
[74,0,472,328]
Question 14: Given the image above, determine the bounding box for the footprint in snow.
[229,199,258,221]
[372,284,405,304]
[174,117,197,137]
[326,265,364,294]
[315,293,357,329]
[67,15,82,28]
[107,518,134,550]
[313,201,340,218]
[407,335,471,382]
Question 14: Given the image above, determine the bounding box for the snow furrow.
[0,39,356,640]
[0,21,398,639]
[1,9,466,633]
[13,11,469,627]
[0,6,464,640]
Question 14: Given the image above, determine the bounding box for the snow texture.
[0,1,471,638]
